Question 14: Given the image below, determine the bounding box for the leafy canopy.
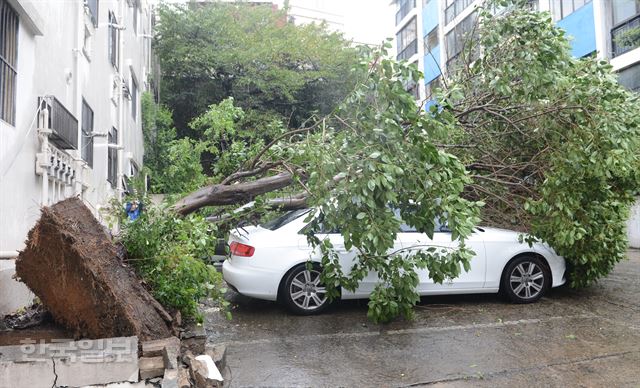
[300,47,483,323]
[155,2,361,139]
[440,0,640,286]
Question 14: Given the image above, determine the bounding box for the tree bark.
[173,172,294,216]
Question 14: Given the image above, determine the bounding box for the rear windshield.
[260,209,311,231]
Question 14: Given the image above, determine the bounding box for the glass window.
[86,0,99,27]
[425,76,441,99]
[552,0,592,21]
[262,209,311,231]
[0,0,18,125]
[81,99,94,168]
[107,127,118,188]
[396,0,416,25]
[618,63,640,92]
[612,0,640,25]
[133,3,138,35]
[131,76,138,120]
[397,17,418,60]
[109,11,119,68]
[445,11,477,62]
[424,27,439,52]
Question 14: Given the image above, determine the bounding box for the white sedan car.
[222,209,566,315]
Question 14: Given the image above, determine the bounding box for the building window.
[424,27,439,53]
[133,3,138,35]
[107,127,118,187]
[397,17,418,60]
[81,99,94,168]
[425,76,441,99]
[445,0,475,25]
[611,1,640,57]
[0,0,18,126]
[552,0,591,22]
[108,11,119,68]
[86,0,99,27]
[396,0,415,25]
[131,75,138,120]
[445,11,478,68]
[618,63,640,92]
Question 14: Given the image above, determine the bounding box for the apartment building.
[0,0,156,314]
[394,0,640,100]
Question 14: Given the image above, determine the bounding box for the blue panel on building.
[422,0,438,36]
[424,45,441,83]
[557,2,596,58]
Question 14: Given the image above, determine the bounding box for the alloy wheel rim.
[290,269,327,310]
[509,262,544,299]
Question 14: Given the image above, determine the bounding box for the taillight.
[230,241,255,257]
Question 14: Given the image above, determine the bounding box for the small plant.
[113,196,229,322]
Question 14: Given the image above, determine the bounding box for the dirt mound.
[15,197,173,340]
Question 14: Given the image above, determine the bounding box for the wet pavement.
[206,251,640,387]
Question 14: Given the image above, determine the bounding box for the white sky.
[276,0,395,45]
[160,0,396,46]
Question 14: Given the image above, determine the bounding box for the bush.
[116,199,229,321]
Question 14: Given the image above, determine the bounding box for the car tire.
[501,255,550,304]
[281,263,330,315]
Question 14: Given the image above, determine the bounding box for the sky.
[273,0,396,46]
[161,0,396,46]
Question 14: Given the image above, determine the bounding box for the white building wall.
[0,0,154,315]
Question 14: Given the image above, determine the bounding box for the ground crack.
[51,357,58,388]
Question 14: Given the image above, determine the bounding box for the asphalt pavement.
[205,250,640,387]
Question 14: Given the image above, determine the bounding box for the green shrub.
[116,200,229,321]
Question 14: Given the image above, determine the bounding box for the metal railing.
[612,14,640,58]
[397,39,417,61]
[39,96,78,150]
[395,0,415,25]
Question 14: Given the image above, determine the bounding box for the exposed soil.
[14,198,173,341]
[0,304,73,346]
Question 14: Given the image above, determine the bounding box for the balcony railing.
[395,0,415,25]
[612,14,640,58]
[39,96,78,150]
[397,39,417,61]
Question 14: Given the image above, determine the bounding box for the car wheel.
[281,263,329,315]
[501,256,549,303]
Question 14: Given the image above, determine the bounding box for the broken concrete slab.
[193,355,223,388]
[180,324,206,355]
[0,336,138,387]
[177,367,191,388]
[163,341,180,370]
[15,198,173,341]
[161,368,178,388]
[204,344,226,372]
[142,336,181,358]
[139,356,164,379]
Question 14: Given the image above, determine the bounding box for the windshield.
[260,209,311,231]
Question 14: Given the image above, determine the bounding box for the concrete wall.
[0,0,154,315]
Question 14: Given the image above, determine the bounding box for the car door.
[298,229,404,299]
[397,224,487,293]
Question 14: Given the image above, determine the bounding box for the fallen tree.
[133,1,640,323]
[15,198,174,340]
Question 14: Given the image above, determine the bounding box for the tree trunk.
[173,172,294,215]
